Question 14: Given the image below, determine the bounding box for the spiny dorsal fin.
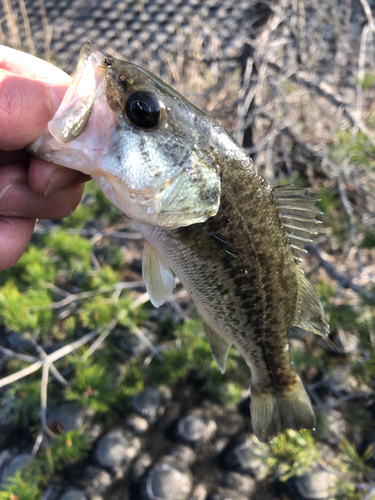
[272,185,322,263]
[199,316,232,374]
[291,267,330,336]
[142,240,176,307]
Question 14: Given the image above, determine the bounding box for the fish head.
[30,42,221,228]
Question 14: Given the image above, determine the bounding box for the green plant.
[268,430,322,481]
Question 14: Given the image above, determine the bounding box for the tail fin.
[250,374,315,442]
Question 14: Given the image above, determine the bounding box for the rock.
[131,387,164,423]
[58,488,88,500]
[42,475,64,500]
[81,466,111,495]
[334,329,359,354]
[169,444,196,465]
[294,469,336,499]
[213,438,228,455]
[175,412,217,447]
[221,472,256,494]
[320,410,346,447]
[126,413,149,435]
[189,484,207,500]
[95,429,141,474]
[6,331,33,352]
[208,488,248,500]
[0,452,31,485]
[224,433,270,480]
[47,403,88,432]
[130,453,153,483]
[0,450,11,472]
[141,456,193,500]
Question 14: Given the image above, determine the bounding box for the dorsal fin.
[272,185,322,263]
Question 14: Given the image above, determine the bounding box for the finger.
[29,156,91,196]
[0,163,38,212]
[0,45,71,84]
[0,216,36,271]
[0,69,68,151]
[0,180,86,220]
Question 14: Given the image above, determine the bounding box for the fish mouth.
[47,42,107,145]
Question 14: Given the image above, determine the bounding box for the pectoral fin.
[142,240,175,307]
[291,267,329,336]
[201,318,232,374]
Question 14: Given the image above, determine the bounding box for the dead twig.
[38,281,145,311]
[307,244,373,300]
[0,329,99,389]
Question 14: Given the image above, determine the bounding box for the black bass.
[30,42,329,441]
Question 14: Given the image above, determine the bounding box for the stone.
[169,444,196,465]
[58,488,88,500]
[175,412,216,446]
[95,429,140,473]
[47,403,88,432]
[126,413,149,435]
[141,456,192,500]
[81,466,111,494]
[131,387,164,423]
[208,488,248,500]
[190,484,207,500]
[130,453,153,483]
[294,469,336,499]
[224,433,270,480]
[0,453,31,485]
[221,472,256,494]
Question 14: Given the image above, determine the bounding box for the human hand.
[0,45,90,271]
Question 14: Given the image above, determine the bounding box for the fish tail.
[250,374,315,442]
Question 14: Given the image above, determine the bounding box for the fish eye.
[125,91,160,128]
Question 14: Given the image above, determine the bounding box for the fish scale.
[30,42,329,442]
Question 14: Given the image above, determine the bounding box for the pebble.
[131,387,164,423]
[126,413,149,435]
[58,488,88,500]
[221,472,256,494]
[0,452,31,485]
[130,453,153,483]
[175,412,217,446]
[81,466,111,495]
[320,409,347,447]
[95,429,141,473]
[190,484,208,500]
[141,456,193,500]
[169,444,196,465]
[224,433,270,480]
[47,403,88,432]
[294,468,336,499]
[208,488,249,500]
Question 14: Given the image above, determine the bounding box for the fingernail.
[49,85,68,115]
[0,181,38,212]
[43,168,69,196]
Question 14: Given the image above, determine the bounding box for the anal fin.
[142,240,175,307]
[292,268,329,336]
[200,318,231,374]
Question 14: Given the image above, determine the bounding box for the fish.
[30,42,329,442]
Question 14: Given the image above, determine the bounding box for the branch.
[307,244,374,301]
[81,317,118,361]
[266,60,375,144]
[0,329,99,389]
[39,281,146,311]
